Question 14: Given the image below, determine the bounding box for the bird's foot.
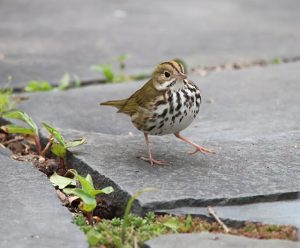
[140,157,168,166]
[188,146,215,155]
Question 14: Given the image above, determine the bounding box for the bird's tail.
[100,99,127,110]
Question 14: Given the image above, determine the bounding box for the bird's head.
[152,60,187,91]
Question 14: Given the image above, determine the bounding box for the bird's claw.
[140,157,169,166]
[188,146,215,155]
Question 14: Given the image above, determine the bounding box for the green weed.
[42,122,85,169]
[1,110,42,154]
[61,169,113,223]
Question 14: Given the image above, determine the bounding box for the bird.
[100,60,214,165]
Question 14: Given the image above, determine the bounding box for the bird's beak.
[175,72,187,80]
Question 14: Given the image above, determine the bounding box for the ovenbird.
[100,60,214,166]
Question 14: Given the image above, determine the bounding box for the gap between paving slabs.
[10,55,300,93]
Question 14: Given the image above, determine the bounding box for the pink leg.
[174,132,215,155]
[140,133,168,166]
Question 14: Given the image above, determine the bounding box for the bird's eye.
[164,71,170,78]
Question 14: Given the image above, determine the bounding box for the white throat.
[154,79,185,91]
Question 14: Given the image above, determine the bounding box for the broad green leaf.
[25,81,53,92]
[65,138,86,149]
[51,143,66,158]
[58,73,70,90]
[91,186,114,197]
[3,110,38,134]
[74,173,95,195]
[49,172,76,189]
[163,218,181,232]
[42,122,65,145]
[63,188,96,212]
[1,125,35,135]
[68,170,95,195]
[85,174,93,185]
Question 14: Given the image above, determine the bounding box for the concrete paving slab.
[143,232,299,248]
[18,62,300,139]
[63,128,300,213]
[156,200,300,228]
[1,0,300,87]
[0,149,87,248]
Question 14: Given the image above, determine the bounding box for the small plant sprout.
[25,80,54,92]
[58,73,71,90]
[42,122,85,169]
[90,54,132,83]
[24,74,81,92]
[58,73,81,90]
[90,64,115,82]
[121,187,156,244]
[62,169,114,224]
[1,110,42,154]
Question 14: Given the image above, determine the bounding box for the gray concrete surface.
[62,128,300,213]
[1,0,300,87]
[143,233,299,248]
[0,149,88,248]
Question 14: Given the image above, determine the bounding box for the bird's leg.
[174,132,215,155]
[140,133,168,166]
